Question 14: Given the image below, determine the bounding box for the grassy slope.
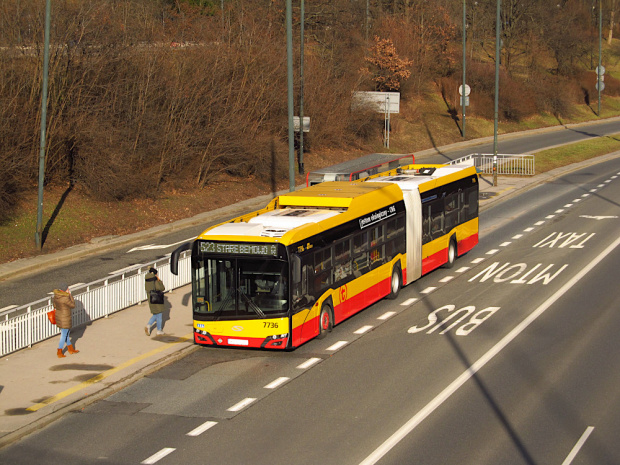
[3,82,620,264]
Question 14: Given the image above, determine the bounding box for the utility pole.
[299,0,305,175]
[286,0,295,192]
[462,0,467,139]
[493,0,501,187]
[35,0,52,250]
[598,0,602,116]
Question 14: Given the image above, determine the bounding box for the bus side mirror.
[292,255,301,284]
[171,241,193,275]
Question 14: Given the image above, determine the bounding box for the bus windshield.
[193,257,289,319]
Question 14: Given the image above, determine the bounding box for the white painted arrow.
[579,215,618,221]
[127,238,194,253]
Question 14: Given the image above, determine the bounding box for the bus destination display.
[199,241,279,257]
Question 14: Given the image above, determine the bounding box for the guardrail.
[450,153,535,176]
[0,252,192,357]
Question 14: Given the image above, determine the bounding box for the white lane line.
[573,198,581,203]
[264,377,290,389]
[512,234,523,239]
[555,209,565,214]
[439,276,454,283]
[500,242,511,247]
[355,325,374,335]
[187,420,218,437]
[297,357,321,369]
[486,249,499,255]
[456,266,470,273]
[564,204,573,208]
[597,184,605,188]
[582,193,590,197]
[420,287,436,294]
[327,340,349,351]
[359,236,620,465]
[471,258,485,264]
[109,265,144,275]
[401,298,418,306]
[378,311,397,320]
[561,426,595,465]
[523,227,534,232]
[227,397,256,412]
[141,448,176,464]
[535,221,545,226]
[612,175,618,179]
[546,215,556,219]
[590,189,597,193]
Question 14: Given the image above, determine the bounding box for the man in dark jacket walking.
[53,284,79,358]
[145,267,166,336]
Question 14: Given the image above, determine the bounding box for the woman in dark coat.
[53,284,79,358]
[145,267,166,336]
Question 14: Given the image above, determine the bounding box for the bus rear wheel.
[445,236,457,269]
[386,266,402,300]
[317,304,333,339]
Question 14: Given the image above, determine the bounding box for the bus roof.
[199,181,403,245]
[364,162,477,193]
[197,162,477,247]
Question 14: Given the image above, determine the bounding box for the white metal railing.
[0,251,192,356]
[450,153,535,176]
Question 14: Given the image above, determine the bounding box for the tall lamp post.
[493,0,501,187]
[298,0,305,175]
[462,0,467,139]
[286,0,295,192]
[35,0,52,250]
[598,0,602,116]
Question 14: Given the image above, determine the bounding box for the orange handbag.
[47,309,56,325]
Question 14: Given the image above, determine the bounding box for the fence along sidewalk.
[0,252,192,357]
[450,153,535,176]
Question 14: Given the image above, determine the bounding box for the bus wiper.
[239,291,266,318]
[218,290,234,313]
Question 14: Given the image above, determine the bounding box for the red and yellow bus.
[171,162,478,350]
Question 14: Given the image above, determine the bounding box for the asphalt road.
[1,118,619,311]
[0,149,618,464]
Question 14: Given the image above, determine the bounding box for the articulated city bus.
[171,162,478,350]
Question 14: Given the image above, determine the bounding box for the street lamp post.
[493,0,501,187]
[598,0,602,116]
[462,0,467,139]
[286,0,295,192]
[35,0,52,250]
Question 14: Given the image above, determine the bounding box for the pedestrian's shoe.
[145,326,151,336]
[57,349,65,358]
[67,345,79,354]
[156,330,165,336]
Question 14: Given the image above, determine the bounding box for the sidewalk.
[1,151,619,449]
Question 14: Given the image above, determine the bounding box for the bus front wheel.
[317,304,333,339]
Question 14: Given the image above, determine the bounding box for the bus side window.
[445,192,458,231]
[314,248,332,290]
[467,186,479,220]
[430,199,444,240]
[422,204,431,244]
[334,239,352,282]
[353,231,369,276]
